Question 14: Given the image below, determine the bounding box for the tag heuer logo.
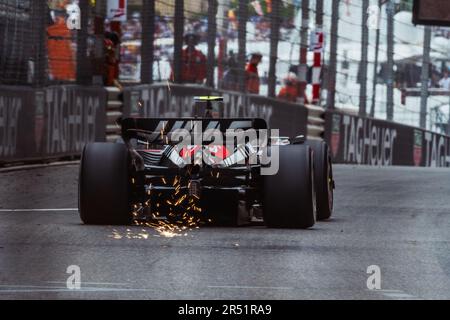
[413,129,422,167]
[331,114,341,158]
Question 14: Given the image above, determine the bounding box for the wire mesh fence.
[1,0,449,133]
[0,0,35,85]
[47,0,77,83]
[323,0,450,132]
[0,0,105,86]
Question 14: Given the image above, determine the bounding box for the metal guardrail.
[0,85,107,166]
[121,83,309,140]
[305,104,325,140]
[2,83,450,169]
[105,86,123,143]
[324,108,450,167]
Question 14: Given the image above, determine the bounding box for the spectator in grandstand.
[429,63,441,88]
[170,33,207,84]
[221,50,239,91]
[277,72,310,104]
[47,13,76,81]
[278,73,299,102]
[439,70,450,90]
[245,52,263,94]
[104,31,121,86]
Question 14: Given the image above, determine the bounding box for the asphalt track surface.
[0,164,449,300]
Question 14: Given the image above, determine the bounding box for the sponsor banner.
[244,94,307,139]
[123,84,307,138]
[324,109,450,167]
[0,85,106,163]
[124,85,211,119]
[39,86,107,157]
[420,130,450,167]
[0,86,35,161]
[413,129,422,166]
[310,30,324,52]
[107,0,127,22]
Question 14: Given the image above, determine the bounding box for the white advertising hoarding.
[107,0,127,22]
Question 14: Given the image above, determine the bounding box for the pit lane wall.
[123,84,308,138]
[0,85,106,164]
[324,109,450,167]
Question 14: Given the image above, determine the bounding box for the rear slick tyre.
[263,144,316,229]
[79,143,132,225]
[305,140,334,220]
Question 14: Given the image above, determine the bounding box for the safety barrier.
[324,109,450,167]
[0,85,106,165]
[305,104,326,140]
[105,86,124,143]
[2,83,449,168]
[122,84,308,139]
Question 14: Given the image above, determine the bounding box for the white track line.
[46,281,128,286]
[368,289,420,300]
[208,285,294,290]
[0,208,78,212]
[0,288,153,293]
[383,292,418,299]
[0,161,79,173]
[0,284,155,293]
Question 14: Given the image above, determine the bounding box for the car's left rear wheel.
[79,143,133,225]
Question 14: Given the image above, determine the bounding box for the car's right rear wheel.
[305,140,334,220]
[263,144,316,229]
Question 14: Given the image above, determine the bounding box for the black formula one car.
[79,97,334,229]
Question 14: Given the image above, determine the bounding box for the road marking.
[0,284,156,293]
[208,285,294,290]
[1,284,294,293]
[0,285,68,288]
[368,289,420,300]
[47,281,128,286]
[382,292,418,299]
[0,161,79,173]
[0,208,78,212]
[0,288,151,293]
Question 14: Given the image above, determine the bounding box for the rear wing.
[194,96,223,102]
[121,118,268,144]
